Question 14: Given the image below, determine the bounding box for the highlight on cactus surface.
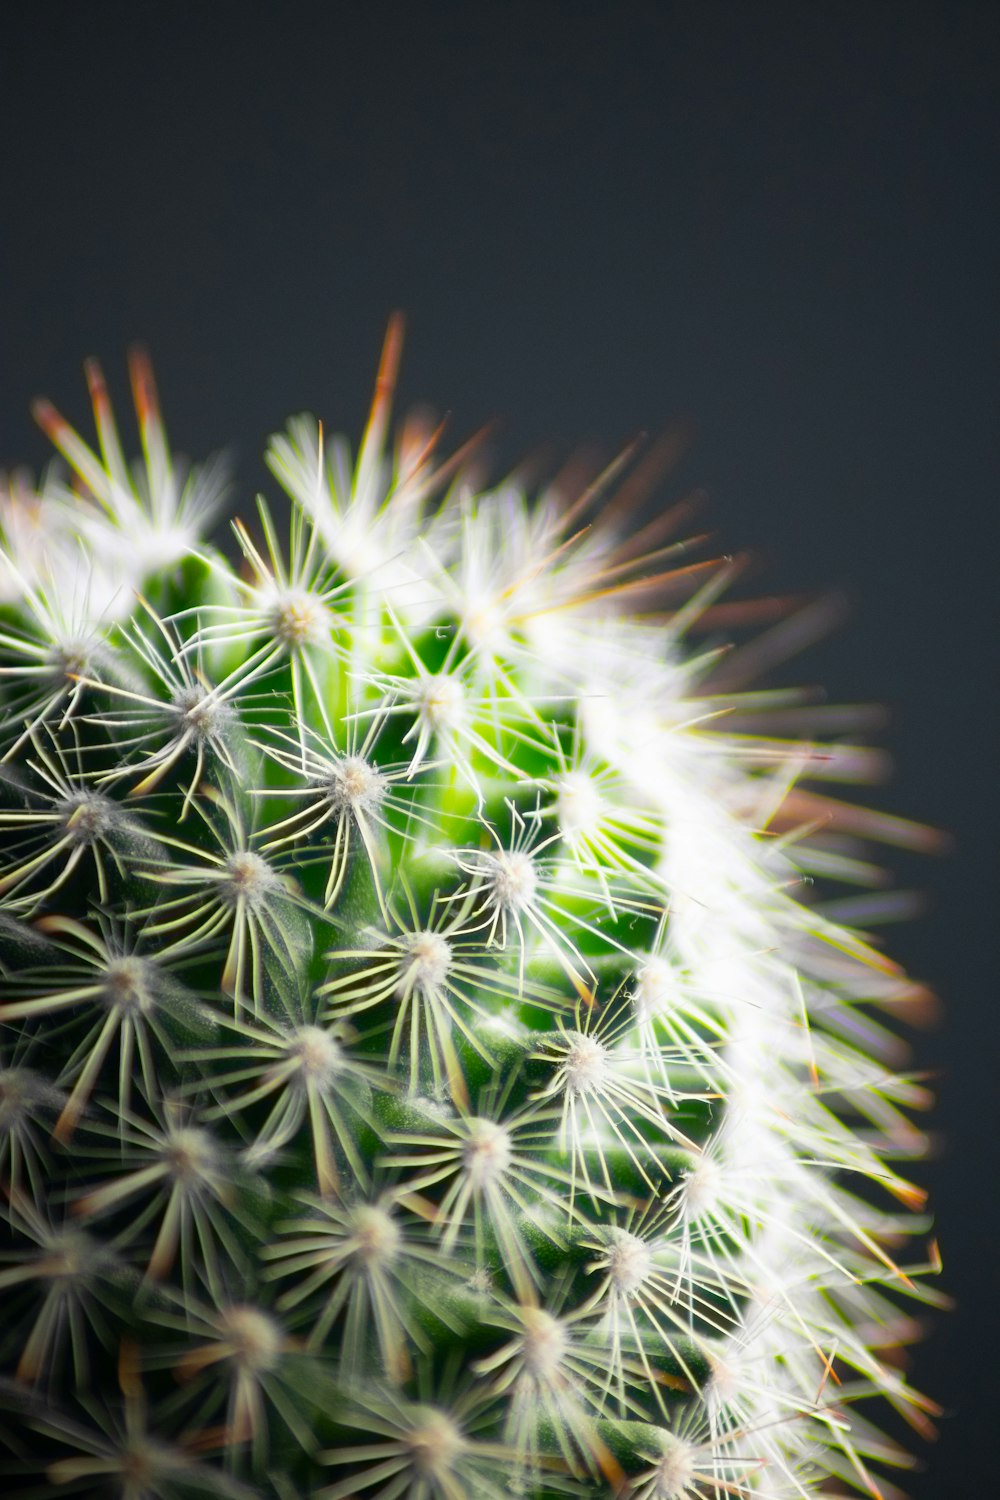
[0,319,945,1498]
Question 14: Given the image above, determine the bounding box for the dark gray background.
[1,3,996,1494]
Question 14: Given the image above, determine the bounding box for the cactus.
[0,321,943,1500]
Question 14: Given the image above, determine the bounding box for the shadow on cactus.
[0,320,946,1499]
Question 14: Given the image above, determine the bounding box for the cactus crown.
[0,322,941,1499]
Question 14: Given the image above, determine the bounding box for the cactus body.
[0,326,940,1499]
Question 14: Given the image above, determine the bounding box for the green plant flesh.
[0,326,943,1499]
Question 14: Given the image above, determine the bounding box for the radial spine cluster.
[0,322,942,1499]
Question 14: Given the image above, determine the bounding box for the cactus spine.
[0,322,941,1499]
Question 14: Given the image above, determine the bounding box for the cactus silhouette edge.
[0,320,944,1499]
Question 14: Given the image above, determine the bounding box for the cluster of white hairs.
[0,320,943,1500]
